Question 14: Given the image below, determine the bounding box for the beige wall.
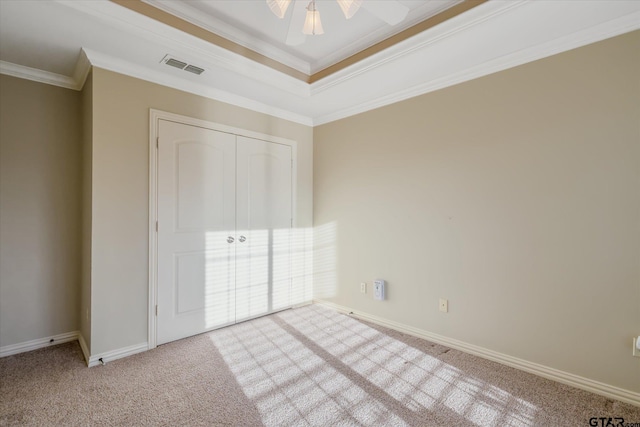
[314,31,640,393]
[1,27,635,397]
[0,75,81,347]
[89,68,313,355]
[80,71,93,351]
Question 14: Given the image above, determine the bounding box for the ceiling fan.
[267,0,410,45]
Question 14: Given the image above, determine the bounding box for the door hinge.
[156,137,159,148]
[155,305,158,316]
[156,221,158,232]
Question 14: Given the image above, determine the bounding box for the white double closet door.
[157,119,293,345]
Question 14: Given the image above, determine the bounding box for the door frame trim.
[148,109,298,349]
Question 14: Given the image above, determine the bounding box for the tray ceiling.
[139,0,466,76]
[1,1,639,126]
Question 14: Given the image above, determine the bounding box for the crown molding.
[82,48,314,127]
[56,0,310,97]
[142,0,311,75]
[142,0,464,77]
[1,49,91,92]
[0,60,80,90]
[310,0,527,96]
[309,0,466,75]
[0,48,313,126]
[3,1,638,128]
[313,7,640,125]
[72,49,92,90]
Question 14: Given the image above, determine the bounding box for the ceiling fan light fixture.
[266,0,292,18]
[302,1,324,35]
[336,0,362,19]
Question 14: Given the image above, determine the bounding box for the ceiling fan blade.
[361,0,409,26]
[267,0,293,18]
[285,0,307,46]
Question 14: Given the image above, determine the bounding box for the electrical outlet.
[634,337,640,358]
[360,282,366,294]
[439,298,448,313]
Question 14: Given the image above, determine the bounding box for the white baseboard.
[78,333,90,366]
[0,331,79,358]
[0,332,147,368]
[87,342,149,367]
[291,300,313,309]
[313,300,640,407]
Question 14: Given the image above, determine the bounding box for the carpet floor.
[1,304,638,426]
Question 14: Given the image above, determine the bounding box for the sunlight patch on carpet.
[209,306,538,426]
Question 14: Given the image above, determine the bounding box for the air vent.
[165,58,187,70]
[184,65,205,75]
[160,55,205,76]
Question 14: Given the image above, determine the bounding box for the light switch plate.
[439,298,448,313]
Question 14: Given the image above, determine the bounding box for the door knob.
[227,236,234,243]
[239,236,246,242]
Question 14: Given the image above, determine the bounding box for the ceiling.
[1,1,639,126]
[141,0,466,75]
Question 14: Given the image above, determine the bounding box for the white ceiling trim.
[3,1,639,129]
[310,0,526,95]
[313,9,640,126]
[1,49,92,92]
[55,0,310,98]
[309,0,465,74]
[82,48,314,126]
[72,49,92,90]
[142,0,467,76]
[142,0,312,75]
[0,60,80,90]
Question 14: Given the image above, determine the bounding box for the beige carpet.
[1,305,638,426]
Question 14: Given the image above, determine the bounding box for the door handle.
[239,236,246,243]
[227,236,234,244]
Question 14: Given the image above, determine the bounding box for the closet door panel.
[236,137,293,321]
[157,120,236,345]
